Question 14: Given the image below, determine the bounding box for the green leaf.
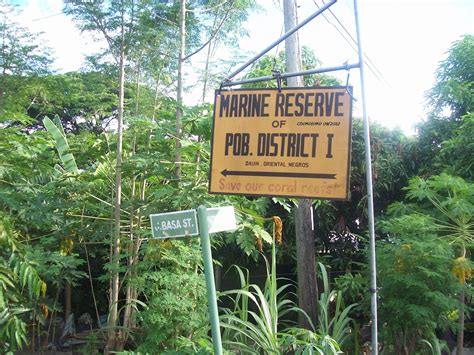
[43,116,79,174]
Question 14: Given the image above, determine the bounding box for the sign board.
[150,209,198,239]
[206,206,237,234]
[209,87,353,200]
[149,206,237,239]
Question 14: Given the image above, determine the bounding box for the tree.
[0,3,53,126]
[0,4,52,76]
[1,72,124,132]
[282,0,318,330]
[377,218,459,354]
[438,113,474,181]
[175,0,185,179]
[314,119,417,273]
[63,1,146,350]
[379,174,473,354]
[417,34,474,175]
[174,0,256,177]
[427,34,474,120]
[193,0,257,102]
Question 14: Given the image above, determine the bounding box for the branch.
[185,0,233,14]
[182,4,233,62]
[70,3,120,63]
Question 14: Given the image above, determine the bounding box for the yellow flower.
[272,216,283,244]
[447,309,459,321]
[59,237,74,256]
[401,243,411,251]
[40,303,49,318]
[452,256,472,284]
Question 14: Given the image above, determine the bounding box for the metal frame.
[221,62,359,88]
[217,1,379,353]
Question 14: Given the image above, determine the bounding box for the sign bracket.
[222,62,359,89]
[272,69,282,92]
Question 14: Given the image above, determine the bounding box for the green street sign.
[150,209,198,239]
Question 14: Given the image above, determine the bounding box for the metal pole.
[221,62,359,88]
[353,0,378,354]
[197,205,222,355]
[223,0,337,83]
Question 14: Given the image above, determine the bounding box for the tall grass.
[316,262,357,348]
[219,231,341,354]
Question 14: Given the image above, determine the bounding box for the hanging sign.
[209,87,353,200]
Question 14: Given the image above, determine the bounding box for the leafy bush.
[0,215,46,354]
[377,173,473,354]
[134,240,209,352]
[378,214,461,354]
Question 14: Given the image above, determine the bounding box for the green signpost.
[197,206,223,355]
[149,206,235,355]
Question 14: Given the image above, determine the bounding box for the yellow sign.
[209,87,353,200]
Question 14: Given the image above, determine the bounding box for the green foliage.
[334,272,367,307]
[315,119,416,271]
[219,236,341,354]
[0,214,46,353]
[393,174,474,244]
[415,115,463,177]
[377,174,474,354]
[438,113,474,180]
[43,116,79,174]
[417,34,474,175]
[377,217,460,354]
[242,46,341,89]
[427,34,474,119]
[0,3,52,76]
[418,334,449,355]
[134,240,208,352]
[26,247,87,289]
[1,72,129,132]
[316,263,356,348]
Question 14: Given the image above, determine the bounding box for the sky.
[10,0,474,133]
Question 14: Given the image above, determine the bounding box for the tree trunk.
[135,59,141,116]
[283,0,318,329]
[106,25,126,354]
[152,72,162,121]
[122,137,137,343]
[201,34,213,103]
[175,0,186,179]
[457,288,465,355]
[64,282,72,321]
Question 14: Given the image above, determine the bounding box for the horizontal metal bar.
[221,62,360,87]
[222,0,337,84]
